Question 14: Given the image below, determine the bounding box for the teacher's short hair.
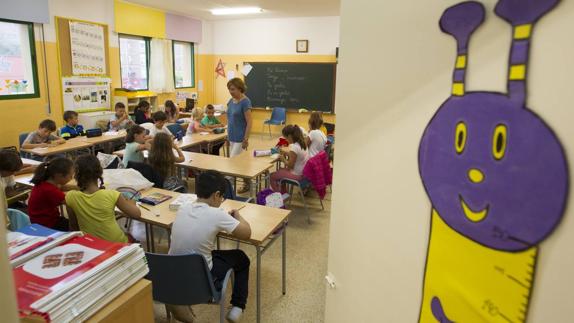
[227,77,247,93]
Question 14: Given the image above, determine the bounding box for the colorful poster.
[62,77,111,112]
[69,21,106,75]
[418,0,567,322]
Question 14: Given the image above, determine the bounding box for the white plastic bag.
[103,168,154,191]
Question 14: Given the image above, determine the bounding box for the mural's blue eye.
[455,122,467,154]
[492,124,507,160]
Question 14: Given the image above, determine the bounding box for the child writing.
[186,107,213,136]
[0,149,36,201]
[109,102,134,131]
[148,132,185,181]
[169,170,251,323]
[164,100,180,124]
[270,125,310,192]
[122,125,150,168]
[149,111,173,137]
[28,157,75,231]
[134,100,153,124]
[307,111,328,157]
[22,119,66,149]
[60,111,85,139]
[66,154,141,243]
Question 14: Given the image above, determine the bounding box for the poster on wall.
[69,21,106,75]
[62,77,111,112]
[418,0,567,322]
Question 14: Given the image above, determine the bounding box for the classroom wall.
[325,0,574,321]
[0,1,339,148]
[210,17,340,133]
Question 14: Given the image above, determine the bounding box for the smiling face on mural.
[419,92,568,251]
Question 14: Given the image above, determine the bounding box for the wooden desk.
[20,140,92,158]
[177,151,273,197]
[22,279,154,323]
[124,188,289,323]
[179,132,228,156]
[85,279,154,323]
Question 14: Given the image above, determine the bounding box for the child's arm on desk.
[229,209,251,240]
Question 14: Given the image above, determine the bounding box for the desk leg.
[282,224,287,295]
[145,223,151,252]
[250,178,256,198]
[149,224,156,253]
[256,246,262,323]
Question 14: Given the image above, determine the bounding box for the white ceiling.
[126,0,340,21]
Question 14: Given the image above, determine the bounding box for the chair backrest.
[271,107,287,123]
[223,177,236,200]
[145,253,218,305]
[19,132,29,148]
[166,123,182,136]
[7,209,31,231]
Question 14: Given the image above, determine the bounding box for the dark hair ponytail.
[74,155,104,190]
[30,157,74,185]
[126,125,145,143]
[282,125,307,150]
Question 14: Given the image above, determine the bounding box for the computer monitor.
[185,98,195,112]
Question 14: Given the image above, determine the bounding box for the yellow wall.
[0,48,333,148]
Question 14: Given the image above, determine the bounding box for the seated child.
[28,157,74,231]
[201,104,222,129]
[148,133,185,181]
[201,104,225,155]
[60,111,85,139]
[164,100,180,124]
[149,111,173,137]
[22,119,66,149]
[0,149,36,201]
[169,170,251,323]
[270,125,309,192]
[185,107,213,136]
[122,125,150,168]
[66,154,141,242]
[134,101,153,125]
[307,111,328,157]
[109,102,134,131]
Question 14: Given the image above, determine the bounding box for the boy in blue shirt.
[60,111,85,139]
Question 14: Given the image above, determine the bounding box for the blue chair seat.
[263,107,287,138]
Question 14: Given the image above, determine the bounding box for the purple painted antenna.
[440,2,485,93]
[495,0,561,105]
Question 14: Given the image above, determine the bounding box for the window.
[172,41,194,88]
[0,19,39,99]
[119,35,150,90]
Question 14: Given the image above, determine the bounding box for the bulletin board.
[55,17,111,112]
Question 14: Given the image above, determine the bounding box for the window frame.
[118,33,151,91]
[0,18,40,100]
[172,40,195,89]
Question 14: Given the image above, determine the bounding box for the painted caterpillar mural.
[418,0,568,322]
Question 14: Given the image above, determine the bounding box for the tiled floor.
[151,134,332,323]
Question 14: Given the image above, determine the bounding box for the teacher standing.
[226,78,252,157]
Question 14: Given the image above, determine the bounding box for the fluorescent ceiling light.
[211,7,263,15]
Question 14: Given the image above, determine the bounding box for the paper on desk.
[33,147,48,152]
[104,131,119,136]
[200,132,210,135]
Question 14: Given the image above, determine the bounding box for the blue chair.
[280,177,324,224]
[145,253,233,323]
[7,209,31,231]
[224,177,253,203]
[262,107,286,138]
[19,132,32,159]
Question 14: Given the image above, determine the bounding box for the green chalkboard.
[244,62,336,112]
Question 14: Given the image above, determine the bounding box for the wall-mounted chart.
[69,21,106,75]
[62,76,111,112]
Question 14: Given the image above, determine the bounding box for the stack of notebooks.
[8,225,149,322]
